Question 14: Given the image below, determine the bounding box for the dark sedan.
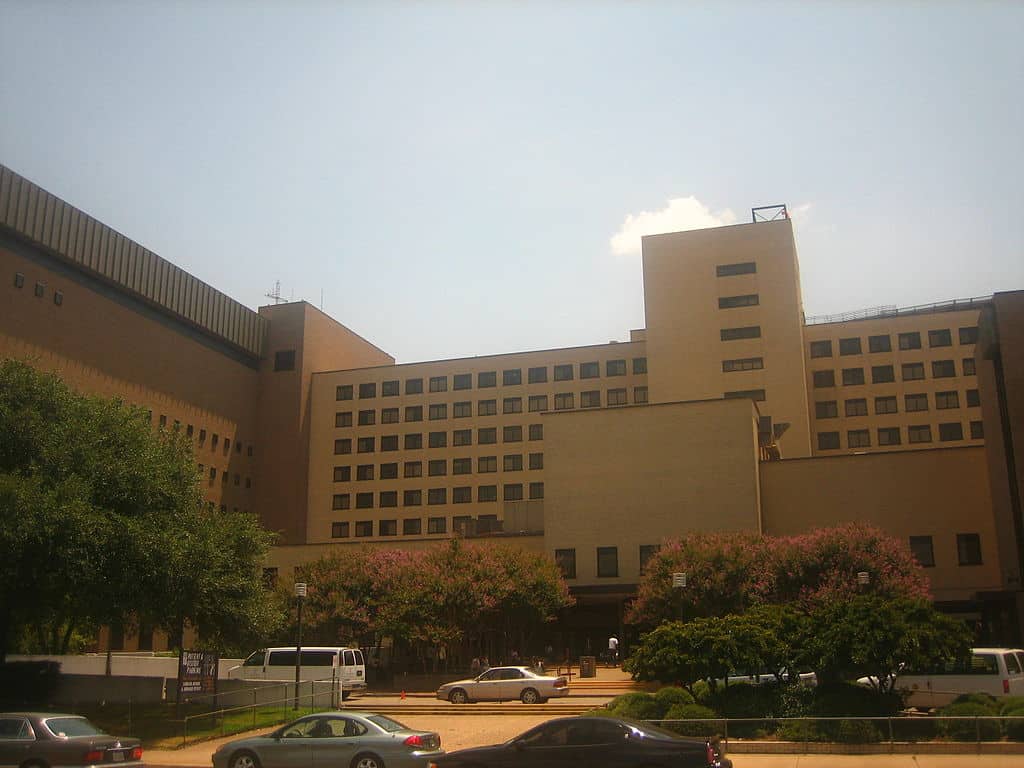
[0,713,143,768]
[428,716,730,768]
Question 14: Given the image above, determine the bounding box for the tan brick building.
[2,165,1022,647]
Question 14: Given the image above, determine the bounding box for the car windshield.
[45,717,106,738]
[366,715,407,733]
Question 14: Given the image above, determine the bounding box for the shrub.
[951,692,999,712]
[607,692,664,720]
[1004,707,1024,741]
[711,682,780,718]
[999,697,1024,716]
[662,704,720,737]
[775,683,816,718]
[834,718,881,744]
[654,686,694,710]
[690,679,711,703]
[777,719,824,742]
[811,682,902,717]
[937,702,1003,741]
[890,717,938,742]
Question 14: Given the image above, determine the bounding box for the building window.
[428,459,447,476]
[356,492,374,509]
[839,337,862,356]
[555,549,576,579]
[633,386,648,404]
[478,485,498,502]
[429,376,447,393]
[273,350,296,372]
[970,420,984,439]
[809,341,833,359]
[898,332,922,351]
[724,389,766,402]
[845,399,868,417]
[718,294,759,309]
[606,359,626,376]
[428,488,447,505]
[966,389,980,407]
[902,363,925,381]
[528,395,549,412]
[334,438,352,455]
[597,546,619,577]
[817,432,840,450]
[875,396,898,415]
[404,489,422,506]
[815,401,838,419]
[504,484,524,501]
[453,487,472,504]
[909,536,935,567]
[478,371,497,388]
[13,272,25,288]
[381,462,398,479]
[847,429,871,448]
[528,366,548,384]
[529,452,544,470]
[868,335,892,353]
[405,405,423,422]
[957,533,982,566]
[528,423,543,441]
[381,408,400,424]
[331,522,350,539]
[716,261,756,277]
[453,458,472,474]
[453,429,472,446]
[932,360,956,378]
[429,403,447,420]
[405,433,423,450]
[335,411,353,428]
[939,422,964,442]
[963,358,976,376]
[935,391,960,410]
[581,390,601,408]
[723,357,764,372]
[503,425,523,442]
[478,399,497,416]
[358,409,376,426]
[504,454,523,472]
[503,369,522,385]
[905,393,928,412]
[357,437,375,453]
[633,357,648,374]
[359,383,376,399]
[478,456,497,473]
[333,466,351,482]
[908,425,933,444]
[503,397,523,414]
[356,464,375,481]
[842,368,865,386]
[380,493,398,509]
[928,329,952,348]
[382,380,400,396]
[607,388,627,406]
[554,364,574,381]
[479,427,497,444]
[428,431,447,448]
[554,392,574,410]
[959,326,979,345]
[871,365,895,384]
[878,427,901,446]
[428,517,447,534]
[403,518,422,535]
[453,373,472,390]
[529,482,544,500]
[721,326,761,341]
[406,378,424,395]
[580,362,600,379]
[453,401,472,418]
[332,494,350,510]
[813,370,836,388]
[355,521,373,537]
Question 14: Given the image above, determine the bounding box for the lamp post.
[672,572,687,623]
[294,582,306,710]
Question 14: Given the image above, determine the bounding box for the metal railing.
[804,296,991,326]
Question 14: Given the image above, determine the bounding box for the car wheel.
[520,687,540,704]
[229,751,260,768]
[351,753,385,768]
[449,688,469,704]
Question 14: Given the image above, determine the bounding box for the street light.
[294,582,307,710]
[672,572,687,623]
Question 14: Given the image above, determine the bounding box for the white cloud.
[610,196,738,257]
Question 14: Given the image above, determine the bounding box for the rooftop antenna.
[265,281,286,305]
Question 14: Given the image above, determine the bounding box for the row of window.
[334,424,545,454]
[334,453,544,481]
[809,327,978,358]
[817,421,982,450]
[814,390,981,419]
[554,545,662,579]
[13,272,64,305]
[812,359,974,387]
[331,515,500,538]
[153,417,254,457]
[335,359,648,400]
[199,464,253,488]
[334,387,649,427]
[331,482,544,510]
[909,533,983,567]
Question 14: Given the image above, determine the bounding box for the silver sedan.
[211,711,443,768]
[435,665,570,704]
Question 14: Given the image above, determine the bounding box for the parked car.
[857,647,1024,708]
[435,665,569,704]
[211,711,442,768]
[427,716,730,768]
[229,646,366,700]
[0,713,143,768]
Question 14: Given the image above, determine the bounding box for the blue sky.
[2,1,1021,363]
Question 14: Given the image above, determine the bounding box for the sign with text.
[178,649,218,698]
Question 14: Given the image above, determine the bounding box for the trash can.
[579,655,597,678]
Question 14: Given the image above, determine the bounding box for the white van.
[230,647,367,700]
[885,647,1024,708]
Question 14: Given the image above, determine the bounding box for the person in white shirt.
[608,635,619,666]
